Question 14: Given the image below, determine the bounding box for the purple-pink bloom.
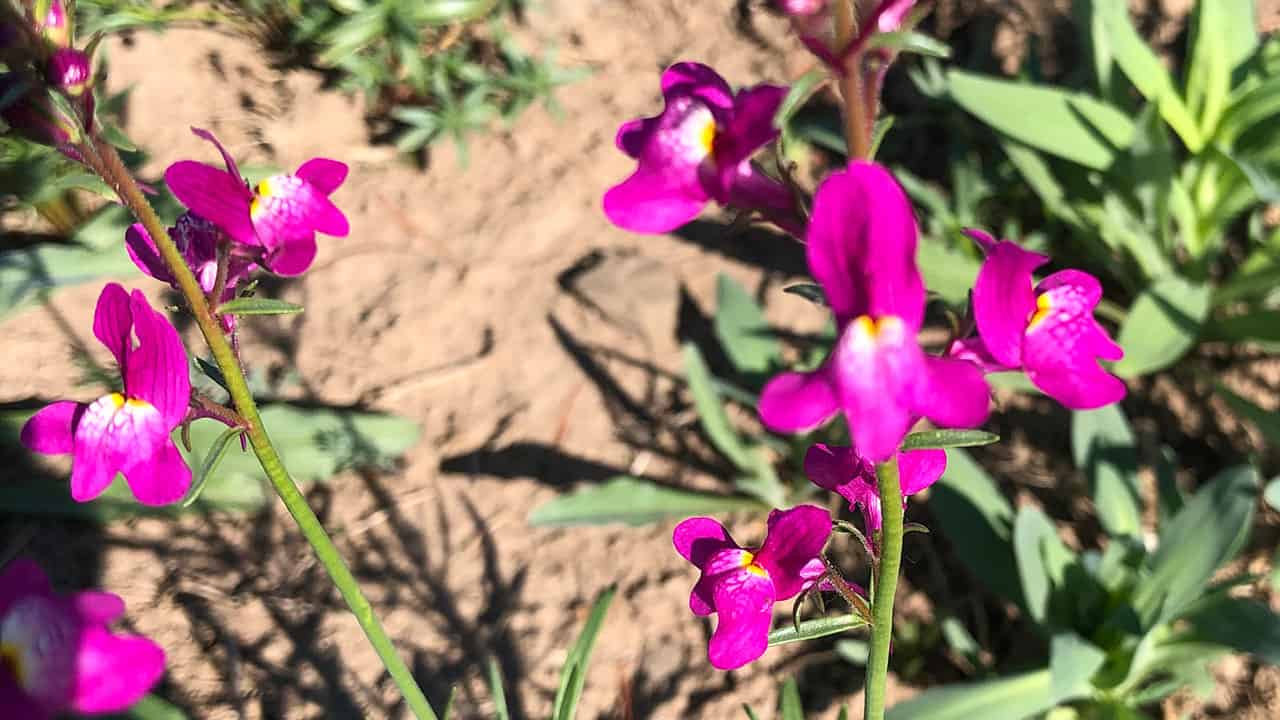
[21,284,192,506]
[964,229,1126,409]
[163,128,349,276]
[603,62,797,235]
[0,558,164,718]
[126,212,257,301]
[804,443,945,533]
[673,505,831,670]
[757,162,990,462]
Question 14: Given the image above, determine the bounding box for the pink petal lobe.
[125,290,190,427]
[972,239,1047,367]
[1023,270,1126,409]
[122,439,191,506]
[803,443,876,513]
[164,161,256,245]
[20,401,82,455]
[70,394,166,502]
[92,282,132,370]
[915,355,991,430]
[898,448,947,496]
[190,127,243,180]
[72,591,125,625]
[124,224,173,283]
[71,628,165,714]
[673,517,739,566]
[758,368,840,433]
[264,232,318,276]
[830,322,923,463]
[946,335,1011,374]
[660,62,734,112]
[295,157,348,195]
[707,569,774,670]
[755,505,831,600]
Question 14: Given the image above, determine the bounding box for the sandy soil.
[2,2,1278,719]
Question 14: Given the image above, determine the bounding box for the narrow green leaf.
[768,614,867,646]
[1100,0,1203,151]
[1185,0,1231,137]
[835,638,870,665]
[487,658,510,720]
[441,687,457,720]
[885,669,1057,720]
[946,69,1134,170]
[217,297,304,316]
[1115,275,1211,377]
[1216,74,1280,145]
[180,425,243,508]
[1049,633,1106,701]
[868,30,951,59]
[837,706,850,720]
[116,693,188,719]
[1071,406,1142,539]
[1015,506,1061,624]
[1215,383,1280,447]
[779,677,805,720]
[551,585,615,720]
[1134,465,1258,626]
[417,0,498,25]
[775,69,826,130]
[1183,596,1280,664]
[743,705,762,720]
[1265,477,1280,512]
[528,476,766,527]
[900,429,999,451]
[1212,308,1280,343]
[683,343,752,470]
[930,450,1022,606]
[714,274,780,376]
[782,283,826,306]
[0,234,140,320]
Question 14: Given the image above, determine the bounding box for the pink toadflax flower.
[603,62,798,235]
[164,128,349,276]
[125,212,257,300]
[959,229,1126,409]
[804,443,945,534]
[757,162,990,461]
[0,558,164,718]
[673,505,831,670]
[21,283,192,505]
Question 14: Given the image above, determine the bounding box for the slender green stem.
[833,2,871,160]
[83,139,438,720]
[864,456,903,720]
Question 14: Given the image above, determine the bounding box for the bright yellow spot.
[1027,293,1053,331]
[125,398,154,411]
[108,392,125,409]
[699,120,717,156]
[250,179,273,218]
[740,552,768,577]
[852,315,903,340]
[1,643,24,685]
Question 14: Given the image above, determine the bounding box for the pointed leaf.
[1049,633,1106,701]
[217,297,305,316]
[683,343,752,470]
[714,274,780,376]
[885,669,1057,720]
[779,677,804,720]
[528,476,766,527]
[180,425,243,508]
[901,429,999,451]
[1071,406,1142,539]
[551,585,615,720]
[768,614,868,646]
[1115,275,1211,377]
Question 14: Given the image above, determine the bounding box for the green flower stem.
[83,138,439,720]
[864,455,903,720]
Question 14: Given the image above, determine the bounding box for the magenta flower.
[603,62,797,234]
[0,559,164,717]
[964,229,1126,409]
[673,505,830,670]
[757,162,990,461]
[21,284,192,506]
[163,128,349,276]
[781,0,916,70]
[126,212,257,300]
[804,443,945,533]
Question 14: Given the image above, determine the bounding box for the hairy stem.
[82,138,439,720]
[864,456,903,720]
[833,1,871,160]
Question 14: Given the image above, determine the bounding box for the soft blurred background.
[2,0,1279,718]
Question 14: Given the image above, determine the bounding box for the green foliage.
[936,0,1279,384]
[919,402,1275,717]
[527,476,766,527]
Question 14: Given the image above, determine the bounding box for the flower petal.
[673,517,739,567]
[972,238,1047,367]
[1023,270,1126,409]
[758,367,840,434]
[711,84,785,196]
[755,505,831,600]
[294,157,348,195]
[830,320,923,462]
[190,127,243,180]
[164,160,256,246]
[263,232,317,276]
[914,355,991,430]
[898,448,946,496]
[807,162,923,328]
[707,569,773,670]
[70,395,163,502]
[803,443,876,514]
[0,558,49,619]
[661,62,734,113]
[92,282,132,370]
[615,117,657,158]
[125,290,189,427]
[945,335,1011,374]
[71,627,165,714]
[121,439,191,506]
[255,174,350,242]
[72,592,125,625]
[20,401,82,455]
[123,223,173,284]
[603,94,715,234]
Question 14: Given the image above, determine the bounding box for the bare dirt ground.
[2,1,1278,719]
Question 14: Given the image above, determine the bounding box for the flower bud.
[0,73,81,153]
[48,48,90,96]
[37,0,72,49]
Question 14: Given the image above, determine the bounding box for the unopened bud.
[48,48,90,96]
[0,73,81,154]
[37,0,72,49]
